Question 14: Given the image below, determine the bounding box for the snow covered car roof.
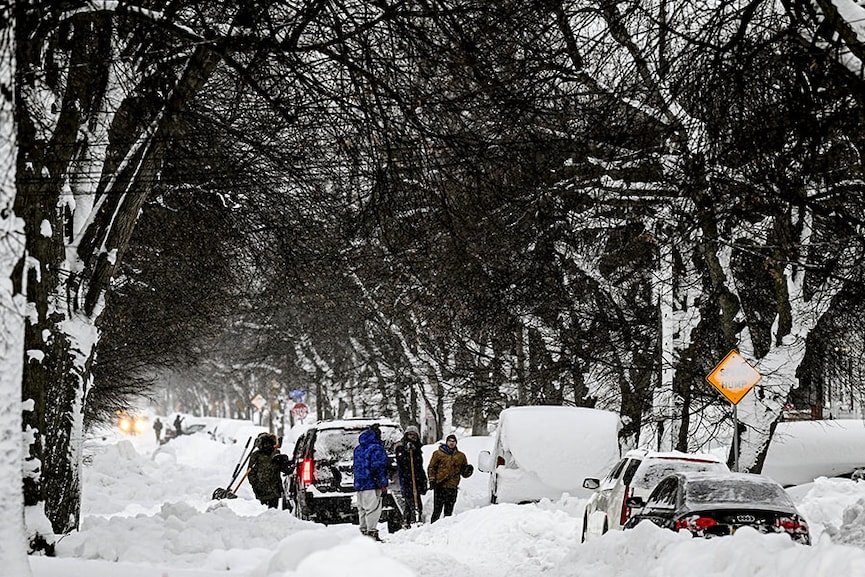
[623,448,724,463]
[312,418,399,431]
[677,471,797,510]
[624,450,729,490]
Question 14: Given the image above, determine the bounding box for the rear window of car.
[633,460,726,490]
[313,426,401,461]
[684,478,794,508]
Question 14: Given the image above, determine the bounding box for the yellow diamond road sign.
[706,350,762,405]
[251,394,267,410]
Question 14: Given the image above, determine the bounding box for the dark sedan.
[624,471,810,545]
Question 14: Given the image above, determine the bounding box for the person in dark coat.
[153,418,163,444]
[247,433,288,508]
[394,425,427,527]
[173,414,184,437]
[353,424,389,541]
[427,434,471,522]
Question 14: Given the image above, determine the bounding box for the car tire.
[293,494,309,521]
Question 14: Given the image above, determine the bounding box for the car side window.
[292,433,308,461]
[621,458,643,486]
[646,478,678,509]
[606,459,628,482]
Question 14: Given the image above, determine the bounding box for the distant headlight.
[133,417,148,433]
[118,417,133,432]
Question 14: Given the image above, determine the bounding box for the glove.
[380,486,388,494]
[429,480,437,491]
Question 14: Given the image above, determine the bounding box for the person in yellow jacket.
[427,434,473,522]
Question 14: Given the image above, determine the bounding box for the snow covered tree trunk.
[722,207,851,472]
[0,3,31,574]
[14,4,229,543]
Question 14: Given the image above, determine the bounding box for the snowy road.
[29,423,865,577]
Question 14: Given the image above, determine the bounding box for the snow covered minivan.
[477,406,621,504]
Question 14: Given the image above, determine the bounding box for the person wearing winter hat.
[394,425,428,528]
[247,433,287,508]
[427,434,471,522]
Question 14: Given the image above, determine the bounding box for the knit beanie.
[405,425,420,436]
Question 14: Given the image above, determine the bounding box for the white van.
[762,419,865,486]
[477,405,621,503]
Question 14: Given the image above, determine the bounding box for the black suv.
[283,419,404,531]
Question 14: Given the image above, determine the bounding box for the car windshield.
[684,477,794,508]
[634,460,724,489]
[314,426,401,461]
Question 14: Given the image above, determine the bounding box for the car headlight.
[118,418,132,432]
[133,417,148,434]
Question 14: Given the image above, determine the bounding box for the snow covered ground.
[27,416,865,577]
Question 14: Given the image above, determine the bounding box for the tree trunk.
[14,4,232,542]
[0,5,31,571]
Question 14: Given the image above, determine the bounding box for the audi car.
[623,471,811,545]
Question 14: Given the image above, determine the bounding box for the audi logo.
[735,514,756,523]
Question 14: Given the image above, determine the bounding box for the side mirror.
[582,478,600,490]
[477,450,493,473]
[626,496,645,510]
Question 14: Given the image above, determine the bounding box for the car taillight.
[300,458,314,484]
[675,516,718,531]
[776,517,809,534]
[496,456,505,467]
[620,486,631,526]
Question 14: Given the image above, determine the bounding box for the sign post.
[706,349,762,472]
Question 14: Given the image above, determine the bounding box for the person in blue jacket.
[353,424,389,541]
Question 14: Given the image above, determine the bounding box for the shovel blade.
[212,487,238,500]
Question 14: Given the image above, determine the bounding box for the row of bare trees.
[6,2,865,564]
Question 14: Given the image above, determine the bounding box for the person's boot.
[368,529,383,542]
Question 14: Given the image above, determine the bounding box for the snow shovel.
[212,436,253,500]
[408,447,422,526]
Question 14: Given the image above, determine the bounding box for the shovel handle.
[232,468,251,494]
[231,436,254,480]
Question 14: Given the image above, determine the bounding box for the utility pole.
[654,231,679,451]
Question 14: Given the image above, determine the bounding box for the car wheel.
[293,494,309,521]
[581,512,589,543]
